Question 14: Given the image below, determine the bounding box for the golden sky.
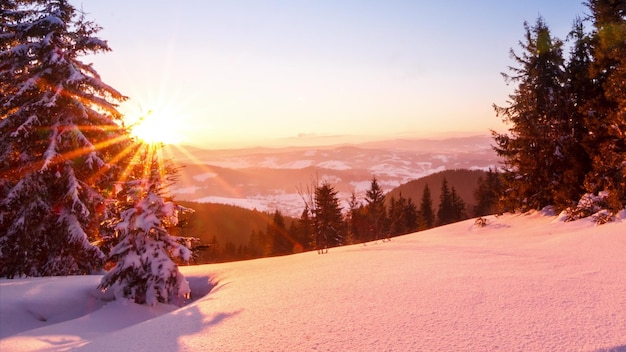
[77,0,587,149]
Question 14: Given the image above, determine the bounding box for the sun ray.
[126,109,183,146]
[163,143,245,199]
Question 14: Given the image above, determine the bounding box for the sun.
[128,110,182,145]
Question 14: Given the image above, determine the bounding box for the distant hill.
[175,170,487,252]
[174,201,294,247]
[386,169,487,216]
[164,135,500,217]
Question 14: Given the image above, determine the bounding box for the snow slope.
[1,212,625,351]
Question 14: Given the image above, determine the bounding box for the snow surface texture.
[1,212,625,351]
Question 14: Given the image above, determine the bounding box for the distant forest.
[175,169,502,264]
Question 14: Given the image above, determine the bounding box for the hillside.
[175,169,487,262]
[172,201,299,263]
[2,211,625,351]
[386,169,487,215]
[175,201,285,247]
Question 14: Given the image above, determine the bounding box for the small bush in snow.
[474,217,489,228]
[592,210,613,225]
[565,192,614,223]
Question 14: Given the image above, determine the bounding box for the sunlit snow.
[1,211,625,351]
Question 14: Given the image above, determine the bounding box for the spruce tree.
[553,17,595,209]
[437,178,453,225]
[492,17,567,211]
[0,0,128,277]
[403,197,419,233]
[388,194,406,236]
[450,187,467,222]
[388,193,418,236]
[418,184,434,230]
[295,206,314,251]
[582,0,626,213]
[365,176,386,241]
[268,210,291,256]
[99,148,193,306]
[473,169,504,217]
[345,192,361,245]
[313,181,343,253]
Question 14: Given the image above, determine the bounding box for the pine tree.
[365,176,386,241]
[492,17,567,211]
[388,194,406,236]
[99,148,193,306]
[295,206,314,251]
[553,17,595,209]
[437,178,467,225]
[0,0,128,277]
[388,193,418,236]
[582,0,626,213]
[313,181,343,253]
[450,187,467,222]
[345,192,361,245]
[267,210,291,256]
[418,184,435,230]
[473,169,504,217]
[437,177,453,225]
[403,197,419,233]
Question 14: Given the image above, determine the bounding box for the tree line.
[188,172,503,263]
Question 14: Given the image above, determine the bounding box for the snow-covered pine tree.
[99,147,193,306]
[0,0,128,277]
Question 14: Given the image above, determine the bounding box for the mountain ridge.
[166,135,500,217]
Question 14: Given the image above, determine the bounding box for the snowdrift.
[1,211,625,351]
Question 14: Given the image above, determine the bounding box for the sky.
[73,1,589,149]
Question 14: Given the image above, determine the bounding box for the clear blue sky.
[75,0,589,148]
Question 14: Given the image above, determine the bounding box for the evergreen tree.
[247,230,261,259]
[492,3,626,217]
[345,192,361,245]
[550,17,595,209]
[492,17,567,211]
[418,184,435,230]
[365,176,386,241]
[403,197,419,233]
[388,192,418,236]
[437,178,453,225]
[473,169,504,217]
[436,177,467,225]
[99,148,193,306]
[295,206,314,251]
[0,0,128,277]
[450,187,467,222]
[313,181,343,253]
[388,194,405,236]
[267,210,291,256]
[582,0,626,213]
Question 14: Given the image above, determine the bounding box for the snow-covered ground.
[1,211,625,351]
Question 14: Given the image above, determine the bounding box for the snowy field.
[1,211,625,351]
